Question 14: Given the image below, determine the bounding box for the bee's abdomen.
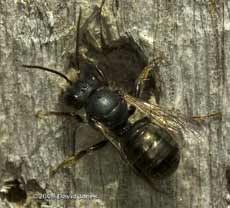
[123,118,180,179]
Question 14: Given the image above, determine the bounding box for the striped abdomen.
[123,118,180,179]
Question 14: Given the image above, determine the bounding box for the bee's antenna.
[21,65,73,85]
[75,7,82,71]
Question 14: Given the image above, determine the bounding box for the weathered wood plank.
[0,0,228,208]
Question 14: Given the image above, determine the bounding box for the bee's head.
[21,65,102,110]
[64,75,101,109]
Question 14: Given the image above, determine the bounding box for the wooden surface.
[0,0,228,207]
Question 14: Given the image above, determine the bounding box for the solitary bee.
[22,1,221,187]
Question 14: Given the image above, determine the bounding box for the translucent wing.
[92,119,126,159]
[93,119,147,183]
[93,119,174,197]
[123,94,200,147]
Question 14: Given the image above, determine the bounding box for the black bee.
[21,2,220,187]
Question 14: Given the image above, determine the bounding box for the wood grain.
[0,0,228,207]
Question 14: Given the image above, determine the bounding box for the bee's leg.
[135,64,162,103]
[95,64,108,85]
[35,111,85,123]
[77,7,102,54]
[99,0,126,51]
[127,65,158,116]
[79,1,107,52]
[74,5,108,85]
[76,2,111,53]
[81,30,101,53]
[192,112,222,121]
[50,139,108,177]
[135,65,152,98]
[99,0,109,50]
[72,5,106,69]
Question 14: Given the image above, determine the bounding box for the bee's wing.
[93,120,175,197]
[94,120,156,176]
[93,120,127,159]
[124,94,199,148]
